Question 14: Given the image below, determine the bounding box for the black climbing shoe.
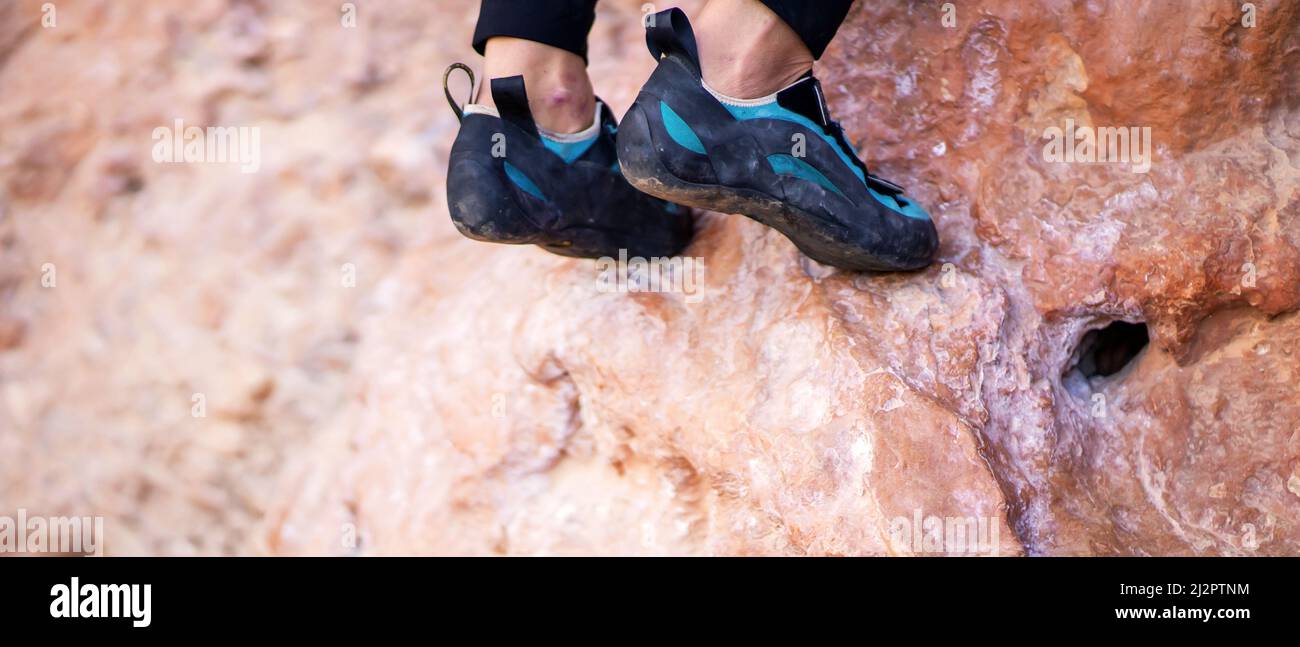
[616,9,939,272]
[443,64,694,259]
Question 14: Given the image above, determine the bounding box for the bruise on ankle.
[481,37,596,134]
[532,85,596,134]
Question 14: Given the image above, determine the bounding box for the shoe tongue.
[775,72,832,129]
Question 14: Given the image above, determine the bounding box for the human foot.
[444,67,694,259]
[481,37,596,135]
[694,0,815,100]
[616,8,938,272]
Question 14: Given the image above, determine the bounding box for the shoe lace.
[443,63,478,123]
[823,117,907,196]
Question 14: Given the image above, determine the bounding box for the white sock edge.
[462,102,604,144]
[463,104,499,117]
[700,76,813,108]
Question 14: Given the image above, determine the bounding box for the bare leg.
[694,0,815,99]
[480,37,596,134]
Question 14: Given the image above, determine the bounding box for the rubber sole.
[454,214,688,260]
[617,103,929,272]
[448,156,690,260]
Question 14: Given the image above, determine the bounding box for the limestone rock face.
[268,0,1300,556]
[2,0,1297,555]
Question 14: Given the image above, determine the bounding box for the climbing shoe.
[616,9,939,272]
[443,64,694,259]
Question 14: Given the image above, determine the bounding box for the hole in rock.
[1068,320,1149,379]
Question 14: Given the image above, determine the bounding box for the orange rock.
[1,0,1296,555]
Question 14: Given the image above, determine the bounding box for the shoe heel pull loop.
[443,63,477,123]
[646,8,700,76]
[490,75,540,138]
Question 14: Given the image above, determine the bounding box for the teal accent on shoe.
[541,134,599,164]
[869,186,931,220]
[722,102,866,188]
[766,154,845,198]
[659,101,707,155]
[504,161,546,201]
[728,102,931,220]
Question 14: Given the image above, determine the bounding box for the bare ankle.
[694,0,814,99]
[530,85,596,134]
[482,37,596,134]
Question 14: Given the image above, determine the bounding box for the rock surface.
[2,0,1297,555]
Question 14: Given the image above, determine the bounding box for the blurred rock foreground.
[1,0,1297,555]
